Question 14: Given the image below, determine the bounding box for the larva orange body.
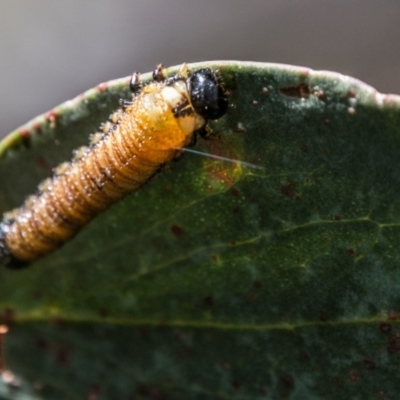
[0,64,228,268]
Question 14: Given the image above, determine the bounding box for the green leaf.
[1,61,400,399]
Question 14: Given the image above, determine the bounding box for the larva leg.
[177,63,188,78]
[152,64,167,82]
[196,125,216,140]
[119,99,132,109]
[0,223,28,268]
[129,72,141,94]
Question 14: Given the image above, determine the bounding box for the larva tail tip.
[0,225,28,269]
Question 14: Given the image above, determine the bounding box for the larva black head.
[188,69,228,120]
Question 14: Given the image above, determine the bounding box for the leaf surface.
[0,61,400,399]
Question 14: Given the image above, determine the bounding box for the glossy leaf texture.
[0,61,400,399]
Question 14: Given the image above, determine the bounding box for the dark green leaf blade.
[0,61,400,399]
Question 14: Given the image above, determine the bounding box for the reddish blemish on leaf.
[281,181,296,199]
[281,374,295,389]
[379,323,392,334]
[36,156,53,172]
[51,317,64,329]
[211,254,219,263]
[300,144,308,153]
[55,346,70,366]
[45,110,57,128]
[314,89,325,99]
[349,369,359,382]
[247,292,256,303]
[230,187,240,197]
[87,383,101,400]
[253,280,263,289]
[231,378,242,391]
[319,310,330,322]
[96,83,108,92]
[298,351,310,363]
[36,338,49,352]
[333,214,342,221]
[347,248,356,255]
[20,129,30,139]
[0,308,14,326]
[280,83,311,99]
[362,358,376,370]
[388,311,398,321]
[348,89,357,98]
[203,295,215,307]
[98,308,108,318]
[170,224,184,238]
[387,334,400,354]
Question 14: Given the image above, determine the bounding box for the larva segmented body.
[0,64,228,268]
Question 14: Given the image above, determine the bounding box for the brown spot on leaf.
[231,378,242,391]
[300,144,308,153]
[348,89,357,98]
[87,383,101,400]
[280,83,311,98]
[298,351,310,363]
[36,338,48,352]
[20,129,31,148]
[387,334,400,354]
[211,254,217,263]
[362,358,376,370]
[319,310,330,322]
[333,214,342,221]
[247,292,256,303]
[55,346,70,366]
[170,224,184,238]
[253,280,263,289]
[36,156,53,172]
[388,311,398,321]
[281,181,296,199]
[33,122,42,133]
[314,89,325,99]
[349,369,359,382]
[0,308,14,326]
[96,82,108,91]
[323,118,331,126]
[379,323,392,334]
[347,248,356,255]
[45,110,57,128]
[203,295,215,307]
[281,374,295,389]
[51,317,64,329]
[230,187,240,197]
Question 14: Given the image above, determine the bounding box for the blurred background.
[0,0,399,139]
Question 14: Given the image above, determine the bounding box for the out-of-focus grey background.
[1,0,399,139]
